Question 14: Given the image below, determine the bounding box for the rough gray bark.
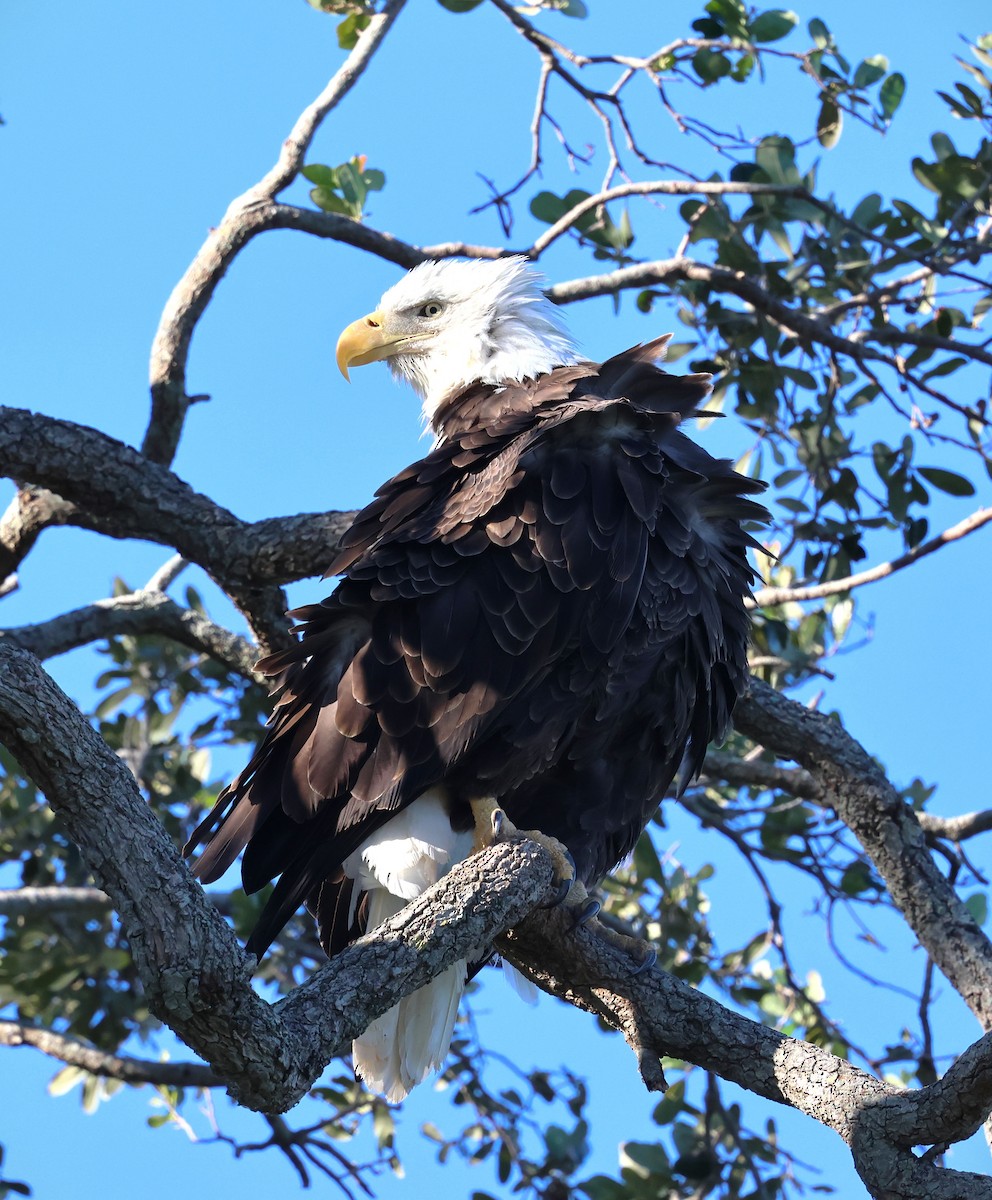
[0,406,356,591]
[735,680,992,1031]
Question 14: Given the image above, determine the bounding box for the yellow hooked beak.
[336,310,414,381]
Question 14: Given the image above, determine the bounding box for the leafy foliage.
[304,157,386,221]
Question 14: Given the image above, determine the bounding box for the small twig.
[751,508,992,608]
[145,554,189,593]
[529,180,812,258]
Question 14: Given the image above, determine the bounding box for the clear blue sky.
[2,1,991,1196]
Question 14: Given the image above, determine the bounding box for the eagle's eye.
[419,301,443,319]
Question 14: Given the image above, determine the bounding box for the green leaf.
[704,0,749,39]
[850,192,883,227]
[652,1080,686,1125]
[48,1066,85,1097]
[756,135,799,184]
[923,355,967,379]
[965,893,988,926]
[692,48,732,85]
[916,467,975,497]
[578,1177,630,1200]
[807,17,830,49]
[310,187,353,216]
[816,97,842,148]
[749,9,798,43]
[530,189,583,226]
[840,861,876,896]
[302,163,339,188]
[730,52,755,81]
[336,12,371,49]
[955,81,985,115]
[437,0,483,10]
[853,54,888,88]
[931,132,956,160]
[620,1140,672,1177]
[879,72,906,117]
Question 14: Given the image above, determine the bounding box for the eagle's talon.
[630,947,657,976]
[491,808,507,841]
[543,876,574,908]
[573,897,601,928]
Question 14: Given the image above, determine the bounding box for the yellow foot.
[587,917,657,975]
[467,798,655,975]
[468,796,581,904]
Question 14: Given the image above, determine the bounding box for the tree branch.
[0,483,79,593]
[751,508,992,608]
[547,258,991,427]
[0,640,554,1112]
[0,886,114,916]
[2,643,991,1195]
[0,1020,218,1088]
[0,588,260,677]
[734,679,992,1029]
[698,748,823,801]
[527,180,814,258]
[0,885,237,919]
[0,405,356,593]
[918,811,992,843]
[145,0,408,467]
[500,903,992,1198]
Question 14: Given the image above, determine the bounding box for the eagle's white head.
[335,257,579,425]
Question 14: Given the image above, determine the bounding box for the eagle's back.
[185,344,765,957]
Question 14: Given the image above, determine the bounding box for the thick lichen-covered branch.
[735,679,992,1029]
[2,643,991,1198]
[0,406,355,593]
[0,642,554,1112]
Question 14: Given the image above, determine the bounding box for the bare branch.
[0,886,113,916]
[528,180,812,258]
[0,1020,218,1088]
[918,811,992,843]
[751,508,992,608]
[0,885,240,920]
[0,483,78,592]
[699,748,823,802]
[233,2,407,209]
[145,553,189,592]
[145,0,408,467]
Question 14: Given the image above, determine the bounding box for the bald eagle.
[186,257,766,1102]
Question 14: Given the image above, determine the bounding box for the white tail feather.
[352,886,467,1102]
[502,961,538,1005]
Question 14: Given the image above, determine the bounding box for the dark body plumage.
[187,340,766,962]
